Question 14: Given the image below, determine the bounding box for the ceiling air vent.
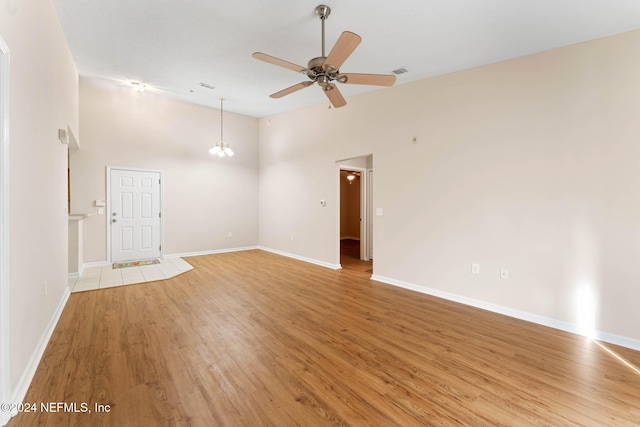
[392,67,408,75]
[199,82,215,90]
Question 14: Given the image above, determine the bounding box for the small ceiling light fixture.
[209,98,234,158]
[347,173,356,184]
[130,81,146,92]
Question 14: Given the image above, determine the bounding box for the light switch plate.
[500,268,509,279]
[376,208,384,216]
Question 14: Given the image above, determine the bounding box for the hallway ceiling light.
[347,174,356,182]
[209,98,234,158]
[130,81,146,92]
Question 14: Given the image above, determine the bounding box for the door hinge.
[159,212,162,218]
[159,245,162,251]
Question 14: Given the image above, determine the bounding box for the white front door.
[110,169,161,262]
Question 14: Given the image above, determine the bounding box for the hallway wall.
[340,173,360,240]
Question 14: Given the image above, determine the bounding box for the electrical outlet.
[471,263,480,275]
[98,208,104,215]
[500,268,509,280]
[227,232,233,238]
[290,235,295,242]
[43,280,47,295]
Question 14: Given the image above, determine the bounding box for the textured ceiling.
[54,0,640,118]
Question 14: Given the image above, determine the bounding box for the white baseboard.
[68,271,80,279]
[82,260,110,270]
[165,246,259,259]
[68,263,85,280]
[9,287,70,416]
[73,260,107,279]
[258,246,342,270]
[371,274,640,352]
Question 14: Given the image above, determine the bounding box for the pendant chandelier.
[209,98,234,157]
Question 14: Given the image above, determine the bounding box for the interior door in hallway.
[110,169,161,262]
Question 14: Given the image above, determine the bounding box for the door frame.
[106,166,164,263]
[337,164,370,262]
[0,36,11,426]
[367,168,373,259]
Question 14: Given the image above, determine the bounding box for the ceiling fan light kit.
[252,4,396,109]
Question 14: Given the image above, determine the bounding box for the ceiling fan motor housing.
[307,56,340,86]
[307,56,327,74]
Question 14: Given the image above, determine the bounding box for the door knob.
[112,218,117,223]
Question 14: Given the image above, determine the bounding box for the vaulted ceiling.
[54,0,640,118]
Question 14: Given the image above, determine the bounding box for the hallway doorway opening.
[337,155,372,274]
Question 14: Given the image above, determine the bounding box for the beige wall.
[259,30,640,343]
[72,78,259,262]
[0,0,79,390]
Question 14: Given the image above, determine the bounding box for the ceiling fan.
[252,4,396,108]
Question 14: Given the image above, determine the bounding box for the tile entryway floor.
[69,257,193,293]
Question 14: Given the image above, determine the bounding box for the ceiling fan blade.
[323,31,361,72]
[270,81,314,99]
[323,83,347,108]
[338,73,396,86]
[252,52,306,73]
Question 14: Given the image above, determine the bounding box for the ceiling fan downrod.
[315,5,331,57]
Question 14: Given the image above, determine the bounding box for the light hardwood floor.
[8,248,640,426]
